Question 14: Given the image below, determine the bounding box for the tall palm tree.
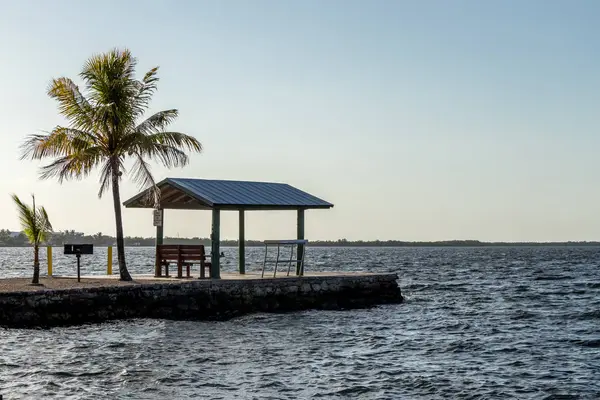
[21,48,202,281]
[11,194,53,285]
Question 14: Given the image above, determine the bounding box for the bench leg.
[177,263,183,279]
[186,264,191,278]
[165,263,169,278]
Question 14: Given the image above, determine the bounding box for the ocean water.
[1,246,599,399]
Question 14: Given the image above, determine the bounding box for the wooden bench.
[155,245,211,278]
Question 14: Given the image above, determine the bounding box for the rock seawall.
[0,274,402,328]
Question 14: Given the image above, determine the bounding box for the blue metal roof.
[123,178,334,210]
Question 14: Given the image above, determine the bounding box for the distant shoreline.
[2,230,599,247]
[2,240,600,248]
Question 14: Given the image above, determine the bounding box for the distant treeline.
[1,229,599,247]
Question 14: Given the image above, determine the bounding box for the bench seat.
[156,244,211,278]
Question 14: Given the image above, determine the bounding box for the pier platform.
[0,272,403,328]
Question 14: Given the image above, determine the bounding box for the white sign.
[153,209,163,227]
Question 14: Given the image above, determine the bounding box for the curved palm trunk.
[111,160,132,281]
[32,244,40,284]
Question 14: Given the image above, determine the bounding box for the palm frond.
[81,48,139,144]
[47,78,95,131]
[39,146,104,182]
[131,154,155,189]
[97,159,113,198]
[20,127,99,161]
[126,132,201,169]
[133,110,179,136]
[132,67,160,119]
[81,48,137,101]
[142,131,202,153]
[96,157,127,198]
[151,144,190,168]
[36,206,53,243]
[131,153,159,205]
[11,194,36,231]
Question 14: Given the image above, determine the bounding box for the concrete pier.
[0,273,402,328]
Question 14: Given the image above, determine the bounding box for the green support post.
[211,208,221,279]
[296,208,305,276]
[239,210,245,274]
[155,208,164,277]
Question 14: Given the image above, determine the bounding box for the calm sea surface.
[1,246,599,399]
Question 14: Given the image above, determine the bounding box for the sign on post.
[64,244,94,255]
[153,209,163,227]
[64,244,94,282]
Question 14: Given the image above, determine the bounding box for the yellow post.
[47,246,53,276]
[107,246,113,275]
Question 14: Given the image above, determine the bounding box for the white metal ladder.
[261,240,308,278]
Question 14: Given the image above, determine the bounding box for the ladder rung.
[264,259,302,264]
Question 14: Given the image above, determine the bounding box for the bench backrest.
[157,245,208,262]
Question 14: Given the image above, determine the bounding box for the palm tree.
[20,48,202,281]
[11,194,53,285]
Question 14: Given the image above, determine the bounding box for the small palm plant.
[11,194,53,285]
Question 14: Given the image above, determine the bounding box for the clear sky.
[0,0,599,242]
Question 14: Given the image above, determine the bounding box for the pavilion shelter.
[122,178,334,278]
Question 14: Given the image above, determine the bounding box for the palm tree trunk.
[111,159,132,281]
[32,244,40,284]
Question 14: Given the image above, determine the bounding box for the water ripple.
[1,246,600,398]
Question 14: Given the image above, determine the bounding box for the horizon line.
[2,230,600,245]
